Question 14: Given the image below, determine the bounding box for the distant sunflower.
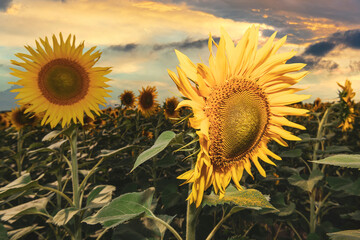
[9,33,112,128]
[164,97,180,119]
[8,105,38,130]
[142,130,154,140]
[120,90,136,109]
[138,86,158,117]
[0,113,10,130]
[82,115,96,130]
[337,79,356,131]
[168,26,310,207]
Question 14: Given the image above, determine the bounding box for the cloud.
[0,0,271,47]
[153,37,220,51]
[0,0,12,11]
[304,41,336,56]
[331,29,360,49]
[288,55,338,71]
[349,60,360,72]
[109,43,138,52]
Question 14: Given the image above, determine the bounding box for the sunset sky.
[0,0,359,110]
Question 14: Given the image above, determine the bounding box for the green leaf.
[288,169,323,192]
[0,223,8,240]
[144,214,175,239]
[98,145,133,159]
[0,197,49,222]
[83,187,155,228]
[280,149,302,158]
[131,131,176,172]
[0,173,39,199]
[278,202,296,217]
[48,139,67,150]
[0,146,15,154]
[341,210,360,221]
[86,185,116,209]
[42,130,61,141]
[328,229,360,240]
[312,155,360,169]
[202,185,277,210]
[322,146,352,154]
[52,207,80,226]
[7,225,43,240]
[327,177,360,196]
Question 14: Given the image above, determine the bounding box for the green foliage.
[313,154,360,168]
[0,223,8,240]
[288,169,323,192]
[83,188,155,228]
[131,131,176,172]
[202,185,277,211]
[328,229,360,240]
[0,173,40,199]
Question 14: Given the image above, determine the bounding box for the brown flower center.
[205,78,270,169]
[38,58,89,105]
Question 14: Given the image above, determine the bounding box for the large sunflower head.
[9,33,112,128]
[337,79,356,131]
[163,97,180,120]
[168,26,310,207]
[8,105,38,130]
[137,86,158,117]
[120,90,136,109]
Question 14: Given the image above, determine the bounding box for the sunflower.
[142,130,154,140]
[337,79,356,131]
[164,97,180,119]
[0,113,11,130]
[9,33,112,128]
[138,86,158,117]
[8,105,38,130]
[168,26,310,207]
[120,90,136,109]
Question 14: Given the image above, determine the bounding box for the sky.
[0,0,360,110]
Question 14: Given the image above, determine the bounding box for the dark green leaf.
[7,225,43,240]
[52,207,80,226]
[0,174,39,199]
[83,187,155,228]
[131,131,176,172]
[328,229,360,240]
[322,146,352,154]
[42,130,61,141]
[280,149,302,158]
[98,145,133,159]
[0,223,8,240]
[86,185,116,209]
[288,169,323,192]
[0,198,49,222]
[312,155,360,169]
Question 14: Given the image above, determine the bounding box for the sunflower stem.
[309,106,332,234]
[68,125,81,240]
[16,128,24,177]
[205,207,242,240]
[186,198,197,240]
[186,160,201,240]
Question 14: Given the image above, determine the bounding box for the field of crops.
[1,86,359,239]
[0,27,360,240]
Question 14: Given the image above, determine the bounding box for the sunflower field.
[0,27,360,240]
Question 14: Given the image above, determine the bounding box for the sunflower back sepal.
[201,185,277,211]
